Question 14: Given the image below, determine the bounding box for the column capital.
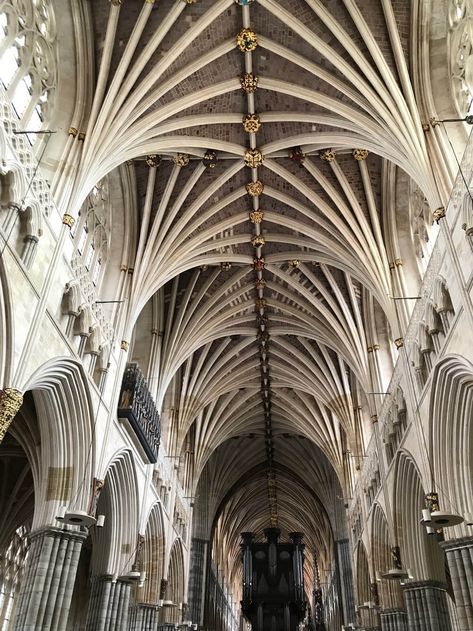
[440,535,473,552]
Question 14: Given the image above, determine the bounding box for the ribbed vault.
[52,0,448,608]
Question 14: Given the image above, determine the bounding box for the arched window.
[0,525,30,630]
[0,0,57,141]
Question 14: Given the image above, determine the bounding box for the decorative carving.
[433,207,446,223]
[146,155,161,168]
[118,363,161,463]
[255,279,266,289]
[394,337,404,348]
[236,28,258,52]
[254,257,265,270]
[321,149,336,162]
[290,260,300,268]
[68,127,78,137]
[240,73,259,93]
[88,478,105,515]
[244,149,263,168]
[255,299,267,310]
[246,180,264,196]
[353,148,369,161]
[0,388,23,443]
[243,113,261,133]
[62,213,75,228]
[251,235,265,247]
[173,153,190,167]
[202,150,218,168]
[289,147,305,165]
[221,262,232,271]
[249,210,264,223]
[120,340,130,351]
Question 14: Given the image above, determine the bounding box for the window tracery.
[0,0,57,139]
[0,525,30,630]
[448,0,473,117]
[409,183,436,274]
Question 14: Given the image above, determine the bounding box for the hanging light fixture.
[381,546,409,581]
[419,491,464,529]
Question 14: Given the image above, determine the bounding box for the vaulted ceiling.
[64,0,442,600]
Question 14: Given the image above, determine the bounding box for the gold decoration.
[244,148,263,168]
[146,155,161,168]
[321,149,336,162]
[78,132,86,141]
[353,148,369,161]
[120,340,130,351]
[246,180,264,196]
[202,150,218,168]
[240,73,258,93]
[68,127,78,137]
[253,257,265,270]
[236,28,258,53]
[255,298,267,310]
[433,207,446,223]
[62,214,75,228]
[249,210,264,224]
[371,414,378,423]
[367,346,373,353]
[255,279,266,289]
[174,153,190,167]
[394,337,404,349]
[394,258,403,267]
[251,235,265,247]
[221,262,232,271]
[243,113,261,133]
[0,388,23,443]
[429,117,441,127]
[289,147,305,165]
[290,260,300,268]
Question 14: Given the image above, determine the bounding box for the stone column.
[441,536,473,630]
[380,608,408,630]
[12,527,86,631]
[85,575,132,631]
[402,581,452,631]
[335,538,356,625]
[128,602,160,630]
[187,537,208,625]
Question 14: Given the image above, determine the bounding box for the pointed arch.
[141,501,166,605]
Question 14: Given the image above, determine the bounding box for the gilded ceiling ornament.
[289,147,305,165]
[173,153,190,167]
[146,155,161,168]
[240,73,259,93]
[62,213,75,228]
[353,148,369,161]
[253,257,265,270]
[244,148,263,168]
[68,126,77,137]
[120,340,130,351]
[290,259,300,268]
[257,313,268,327]
[255,278,266,289]
[251,234,265,247]
[321,149,336,162]
[221,262,232,271]
[236,28,258,53]
[249,210,264,224]
[255,298,267,310]
[0,388,23,443]
[78,132,86,141]
[246,180,264,196]
[235,0,254,5]
[433,207,446,223]
[202,150,218,168]
[243,113,261,133]
[394,337,404,348]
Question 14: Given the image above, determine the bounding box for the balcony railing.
[118,363,161,463]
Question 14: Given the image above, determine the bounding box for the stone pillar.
[403,581,452,631]
[128,602,160,630]
[441,536,473,630]
[335,538,356,625]
[380,608,408,630]
[85,575,132,631]
[12,527,86,631]
[187,537,208,625]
